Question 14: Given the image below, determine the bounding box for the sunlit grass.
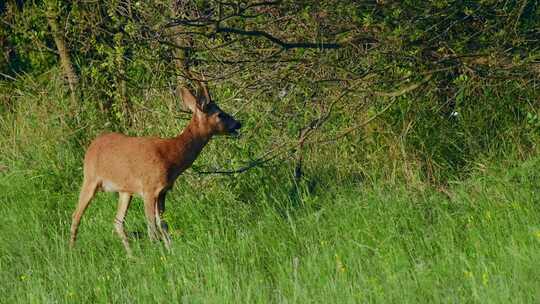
[1,156,540,303]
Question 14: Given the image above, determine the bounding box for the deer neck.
[170,116,213,171]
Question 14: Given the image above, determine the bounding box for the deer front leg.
[143,194,160,242]
[156,191,171,250]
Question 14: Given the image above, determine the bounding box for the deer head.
[180,82,242,136]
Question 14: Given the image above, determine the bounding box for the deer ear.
[198,96,210,112]
[180,87,199,112]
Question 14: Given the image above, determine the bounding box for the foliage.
[2,1,539,183]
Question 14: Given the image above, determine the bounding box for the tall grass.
[1,156,540,302]
[1,74,539,302]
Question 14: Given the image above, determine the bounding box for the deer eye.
[217,112,225,119]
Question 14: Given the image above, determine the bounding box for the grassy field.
[2,1,539,301]
[1,155,540,303]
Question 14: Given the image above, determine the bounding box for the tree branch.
[310,75,433,144]
[191,156,277,174]
[215,26,342,50]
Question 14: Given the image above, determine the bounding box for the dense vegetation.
[1,0,539,302]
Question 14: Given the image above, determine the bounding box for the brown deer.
[69,82,241,255]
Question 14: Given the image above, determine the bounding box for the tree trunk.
[171,33,192,96]
[46,4,78,104]
[170,0,194,103]
[114,31,132,125]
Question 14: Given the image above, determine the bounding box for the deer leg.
[70,178,98,247]
[156,191,171,250]
[143,194,160,242]
[114,192,132,256]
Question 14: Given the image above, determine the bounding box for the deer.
[69,81,241,255]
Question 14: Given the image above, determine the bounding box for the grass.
[1,75,539,302]
[1,156,540,303]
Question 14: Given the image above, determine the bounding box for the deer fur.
[69,84,241,255]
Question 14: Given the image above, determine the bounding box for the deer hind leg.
[70,178,98,247]
[115,192,132,256]
[156,191,171,250]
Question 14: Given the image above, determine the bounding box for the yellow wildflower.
[335,254,346,273]
[482,272,489,286]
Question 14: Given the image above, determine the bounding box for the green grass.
[1,157,540,303]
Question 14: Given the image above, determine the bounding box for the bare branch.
[192,156,277,175]
[310,75,433,144]
[0,72,16,81]
[215,26,342,50]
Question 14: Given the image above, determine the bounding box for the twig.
[192,155,276,174]
[189,74,433,175]
[0,72,16,81]
[311,75,432,144]
[215,26,342,50]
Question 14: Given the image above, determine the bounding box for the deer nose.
[234,121,242,129]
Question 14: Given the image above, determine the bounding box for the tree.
[45,1,78,104]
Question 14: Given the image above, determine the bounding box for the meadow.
[2,1,539,302]
[2,154,540,303]
[1,86,540,302]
